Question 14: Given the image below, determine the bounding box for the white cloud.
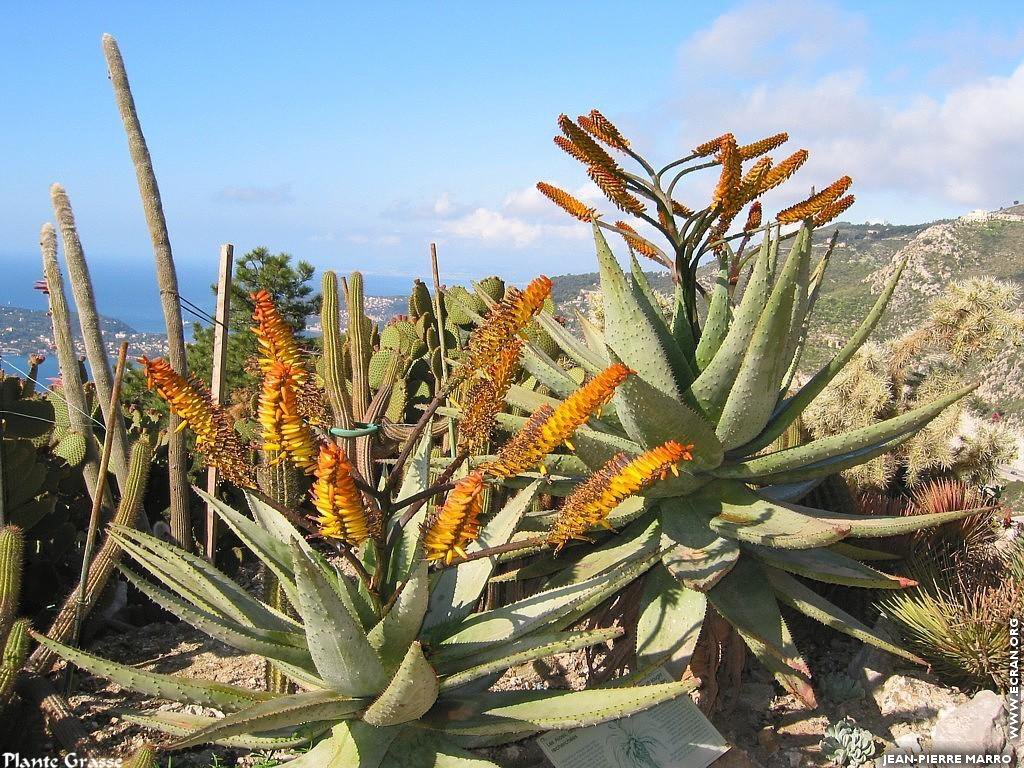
[441,206,588,248]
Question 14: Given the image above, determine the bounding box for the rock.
[847,619,899,692]
[875,733,923,768]
[711,746,764,768]
[872,674,966,721]
[930,690,1007,754]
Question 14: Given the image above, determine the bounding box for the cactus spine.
[39,224,107,509]
[0,618,29,706]
[346,272,376,480]
[123,745,158,768]
[0,526,23,643]
[50,183,131,490]
[102,34,191,551]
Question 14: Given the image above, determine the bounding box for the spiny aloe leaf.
[245,489,311,551]
[739,254,909,455]
[111,526,298,631]
[694,264,731,371]
[519,341,579,397]
[385,728,501,768]
[576,311,610,361]
[800,502,987,538]
[671,283,699,367]
[690,232,774,419]
[716,225,811,448]
[437,628,623,691]
[535,310,605,374]
[765,567,924,665]
[31,632,273,710]
[694,481,849,549]
[283,721,400,768]
[543,512,660,589]
[170,689,365,749]
[424,482,541,631]
[363,641,439,727]
[119,565,314,669]
[746,544,913,589]
[660,498,739,591]
[369,560,428,671]
[772,229,812,390]
[777,242,832,399]
[121,711,328,749]
[828,542,901,561]
[568,425,643,472]
[291,541,388,696]
[426,679,695,737]
[628,252,697,386]
[636,564,707,672]
[714,383,976,482]
[386,431,433,589]
[593,222,685,399]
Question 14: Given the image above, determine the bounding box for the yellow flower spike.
[547,440,694,550]
[313,443,374,546]
[536,182,596,223]
[457,338,523,455]
[251,289,305,374]
[483,363,632,479]
[458,275,552,379]
[140,357,254,487]
[777,176,853,224]
[423,472,485,564]
[738,157,773,203]
[259,361,319,474]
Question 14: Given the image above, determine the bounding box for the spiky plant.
[455,111,984,707]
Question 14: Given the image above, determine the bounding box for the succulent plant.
[453,112,982,707]
[820,717,876,767]
[818,672,864,703]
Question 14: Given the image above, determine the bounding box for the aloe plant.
[455,112,983,707]
[35,435,693,762]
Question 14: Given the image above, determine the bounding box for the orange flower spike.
[251,289,305,373]
[737,132,788,161]
[744,202,763,233]
[758,149,809,194]
[536,182,596,223]
[776,176,853,224]
[813,194,855,226]
[457,338,523,454]
[424,472,485,564]
[258,361,319,473]
[693,132,735,158]
[712,135,741,211]
[548,441,694,550]
[459,275,551,377]
[615,221,662,261]
[313,443,372,545]
[580,110,630,150]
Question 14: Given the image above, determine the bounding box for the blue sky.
[2,1,1022,303]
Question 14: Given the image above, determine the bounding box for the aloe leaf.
[671,282,699,365]
[369,560,428,670]
[636,564,707,671]
[689,232,773,420]
[543,512,660,589]
[283,722,400,768]
[660,498,739,591]
[801,503,987,538]
[385,729,501,767]
[119,565,314,669]
[535,311,605,374]
[244,489,311,551]
[425,482,541,631]
[693,481,849,549]
[757,479,822,503]
[31,632,273,710]
[121,711,329,748]
[694,265,731,371]
[170,689,365,749]
[828,542,901,561]
[569,425,643,472]
[773,231,812,390]
[427,553,659,660]
[738,254,909,455]
[765,567,923,665]
[576,311,610,361]
[593,222,685,399]
[425,679,695,737]
[362,641,439,727]
[386,431,433,589]
[629,253,697,386]
[746,544,912,589]
[706,557,814,705]
[437,629,622,690]
[777,243,832,399]
[716,225,811,448]
[520,342,579,397]
[110,526,298,631]
[611,369,723,468]
[291,541,388,696]
[714,384,976,482]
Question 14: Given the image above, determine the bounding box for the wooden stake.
[204,244,233,560]
[429,243,458,458]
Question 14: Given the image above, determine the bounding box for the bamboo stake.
[204,244,233,560]
[102,34,192,551]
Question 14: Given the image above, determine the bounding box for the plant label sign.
[537,668,729,768]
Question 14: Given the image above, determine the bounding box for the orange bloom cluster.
[251,289,304,373]
[258,361,319,473]
[693,132,734,158]
[558,114,618,172]
[140,357,253,486]
[312,442,373,545]
[547,441,694,550]
[744,202,763,233]
[484,363,632,479]
[578,109,630,150]
[712,136,741,212]
[738,157,772,203]
[814,194,855,226]
[457,338,523,455]
[536,183,595,222]
[458,275,552,379]
[758,150,809,194]
[776,176,853,224]
[671,200,694,218]
[615,221,662,260]
[737,132,788,161]
[423,472,485,563]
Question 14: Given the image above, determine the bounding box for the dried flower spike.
[258,361,319,473]
[776,176,853,224]
[537,182,595,223]
[548,440,694,549]
[744,202,763,232]
[457,338,523,454]
[140,357,253,486]
[251,290,305,374]
[484,363,632,478]
[737,132,788,161]
[313,443,373,545]
[424,472,485,563]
